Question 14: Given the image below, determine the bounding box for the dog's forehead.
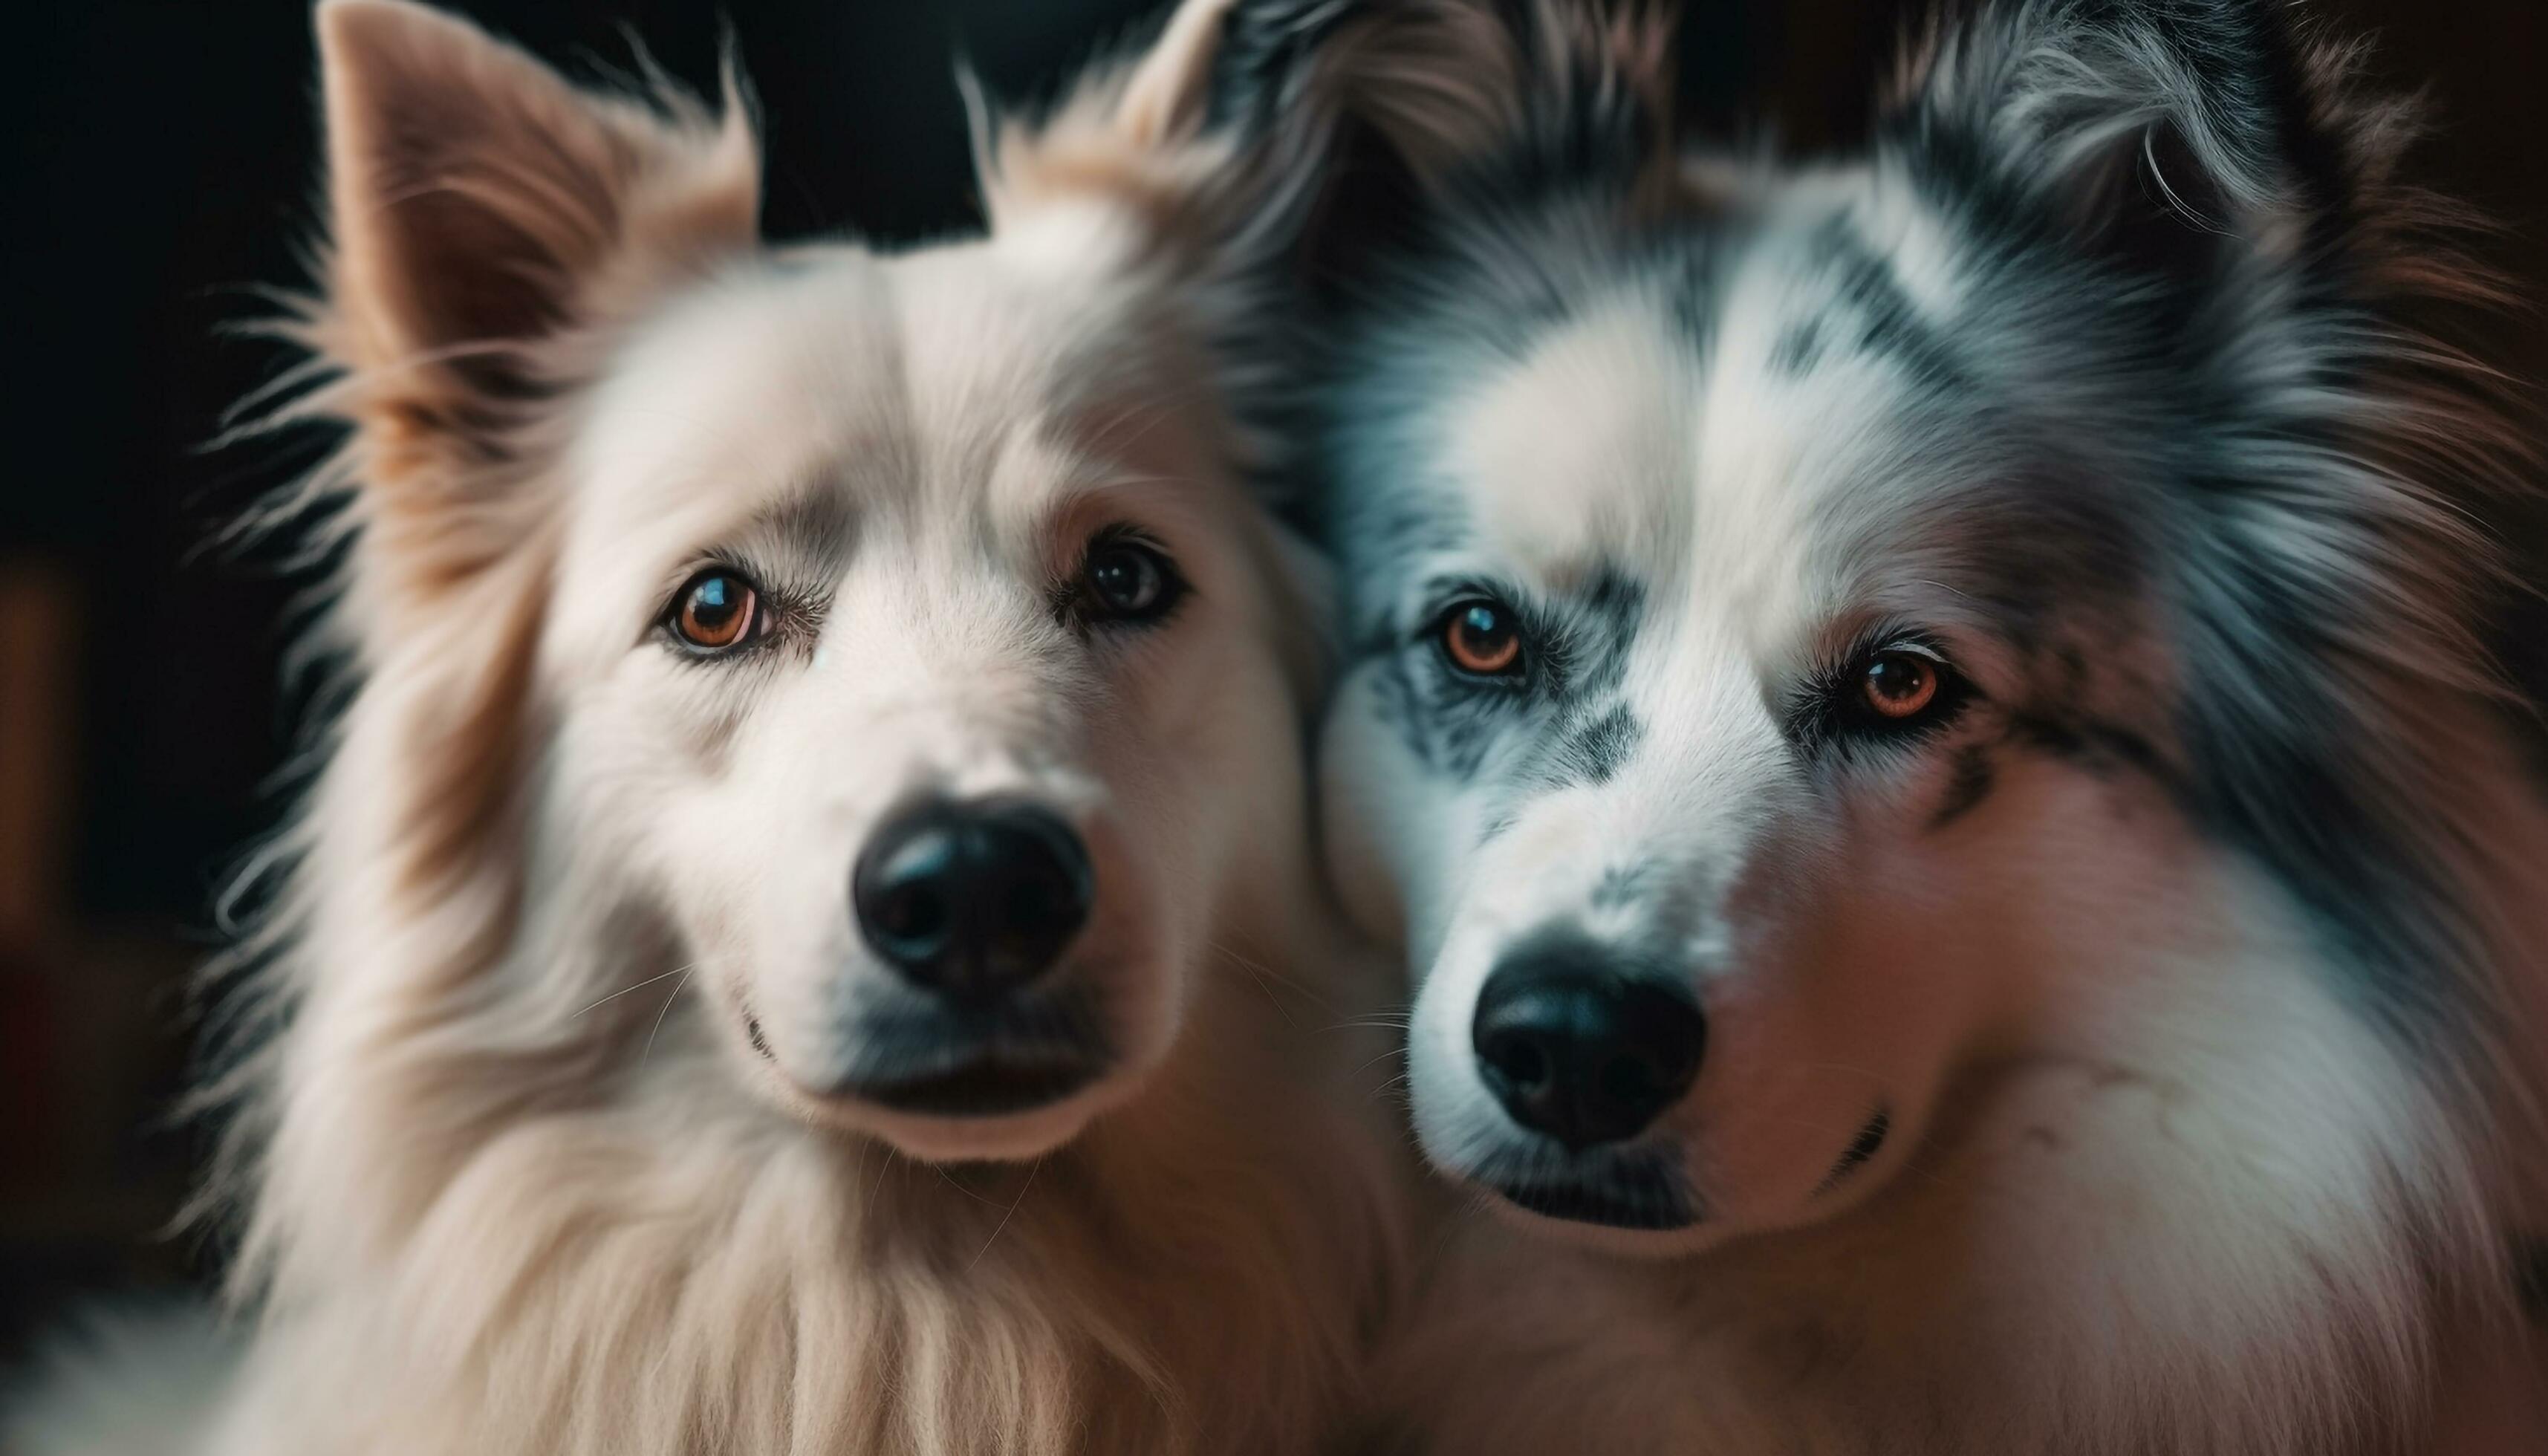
[1438,287,1700,591]
[1423,204,1960,646]
[572,226,1165,567]
[578,248,903,547]
[887,204,1159,434]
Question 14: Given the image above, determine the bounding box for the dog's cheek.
[1122,594,1287,853]
[1317,663,1461,956]
[633,691,839,1047]
[1687,770,2043,1216]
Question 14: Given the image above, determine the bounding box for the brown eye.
[1441,601,1524,677]
[672,570,761,652]
[1860,651,1940,719]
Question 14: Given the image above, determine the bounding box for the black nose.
[1471,937,1706,1151]
[852,799,1093,1000]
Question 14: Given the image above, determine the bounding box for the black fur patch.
[2177,614,2459,1027]
[1558,703,1643,787]
[1769,319,1827,376]
[1665,245,1720,357]
[1362,564,1651,789]
[1801,215,1965,389]
[2004,713,2170,786]
[1929,744,1999,831]
[1559,568,1648,699]
[1356,633,1503,781]
[1589,860,1654,910]
[1203,0,1356,135]
[1513,698,1645,799]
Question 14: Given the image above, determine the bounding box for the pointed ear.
[1886,0,2363,281]
[980,0,1544,256]
[316,0,755,429]
[1199,0,1682,287]
[976,0,1258,235]
[1203,0,1530,182]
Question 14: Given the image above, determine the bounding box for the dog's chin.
[781,1037,1182,1162]
[739,957,1186,1160]
[852,1088,1111,1163]
[1700,1096,1914,1240]
[1478,1191,1715,1257]
[1437,1099,1909,1255]
[770,1059,1143,1161]
[1430,1132,1707,1252]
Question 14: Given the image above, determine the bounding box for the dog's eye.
[1836,646,1960,732]
[1079,535,1183,625]
[1861,652,1938,718]
[1439,600,1524,677]
[669,569,764,653]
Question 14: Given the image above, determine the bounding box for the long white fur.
[5,2,1412,1452]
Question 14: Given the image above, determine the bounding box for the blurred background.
[1,0,2539,1356]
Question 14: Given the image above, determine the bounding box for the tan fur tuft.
[314,0,755,615]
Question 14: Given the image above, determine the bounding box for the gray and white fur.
[1243,0,2548,1449]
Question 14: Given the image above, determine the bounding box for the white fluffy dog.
[8,1,1410,1452]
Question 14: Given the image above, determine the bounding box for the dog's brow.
[747,475,853,539]
[1053,469,1188,504]
[1031,466,1207,550]
[1544,556,1634,601]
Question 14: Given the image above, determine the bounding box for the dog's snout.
[1472,937,1706,1151]
[853,799,1093,999]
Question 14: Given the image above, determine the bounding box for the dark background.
[1,0,2539,1356]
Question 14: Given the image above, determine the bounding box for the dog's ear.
[1215,0,1681,181]
[975,0,1229,238]
[316,0,755,462]
[1202,0,1529,183]
[1200,1,1680,296]
[1885,0,2366,286]
[979,0,1559,263]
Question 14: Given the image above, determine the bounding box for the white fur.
[7,3,1412,1452]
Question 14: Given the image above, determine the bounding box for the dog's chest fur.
[208,975,1405,1456]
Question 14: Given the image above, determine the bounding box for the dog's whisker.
[639,970,693,1068]
[1365,1071,1414,1109]
[1351,1046,1408,1078]
[1310,1015,1413,1035]
[1221,951,1304,1031]
[1209,940,1347,1021]
[572,963,701,1020]
[966,1157,1042,1274]
[932,1166,1010,1209]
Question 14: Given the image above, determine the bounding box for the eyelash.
[1416,585,1553,688]
[1057,525,1189,630]
[1790,633,1972,753]
[657,561,805,662]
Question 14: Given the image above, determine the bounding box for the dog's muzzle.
[825,796,1108,1116]
[854,796,1093,999]
[1472,932,1706,1151]
[1462,929,1708,1229]
[831,990,1114,1117]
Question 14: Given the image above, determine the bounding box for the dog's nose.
[1471,939,1706,1150]
[852,799,1093,1000]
